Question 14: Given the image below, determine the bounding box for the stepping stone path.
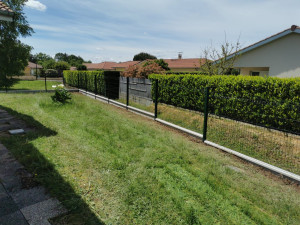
[0,109,67,225]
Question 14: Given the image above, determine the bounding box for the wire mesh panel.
[207,94,300,174]
[156,85,206,133]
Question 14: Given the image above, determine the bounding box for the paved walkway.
[0,109,67,225]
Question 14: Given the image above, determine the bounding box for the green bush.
[64,70,105,95]
[41,69,59,77]
[51,87,72,104]
[149,74,300,133]
[63,71,120,99]
[76,64,87,71]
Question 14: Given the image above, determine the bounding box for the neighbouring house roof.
[84,58,207,71]
[163,58,206,69]
[84,62,118,70]
[84,61,140,70]
[112,61,140,69]
[0,1,14,21]
[225,25,300,61]
[27,62,43,69]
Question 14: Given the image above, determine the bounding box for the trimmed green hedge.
[64,70,106,95]
[149,74,300,133]
[63,71,120,99]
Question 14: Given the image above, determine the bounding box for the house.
[233,25,300,78]
[163,57,206,72]
[83,61,140,71]
[0,1,13,22]
[112,61,140,71]
[83,54,207,73]
[83,62,118,71]
[24,62,43,76]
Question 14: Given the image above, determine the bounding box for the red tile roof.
[84,58,207,71]
[83,62,118,70]
[84,61,140,70]
[27,62,43,69]
[163,58,206,69]
[0,1,13,14]
[112,61,140,69]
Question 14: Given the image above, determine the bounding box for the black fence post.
[94,74,97,99]
[77,73,80,88]
[154,79,159,119]
[45,75,47,92]
[85,73,88,92]
[126,77,129,109]
[105,77,109,104]
[62,75,66,86]
[203,87,210,142]
[36,63,38,80]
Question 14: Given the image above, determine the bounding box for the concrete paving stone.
[0,184,8,199]
[0,114,11,119]
[0,160,24,177]
[0,154,17,165]
[8,120,26,126]
[0,125,12,132]
[0,196,18,217]
[0,175,22,194]
[0,149,10,158]
[0,117,14,122]
[21,198,67,225]
[0,211,29,225]
[11,186,51,209]
[0,145,8,153]
[8,129,25,135]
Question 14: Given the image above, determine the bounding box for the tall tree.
[54,61,70,76]
[0,0,33,88]
[55,52,85,66]
[133,52,157,61]
[30,52,53,64]
[200,37,241,75]
[54,52,68,62]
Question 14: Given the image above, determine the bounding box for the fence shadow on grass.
[0,105,105,225]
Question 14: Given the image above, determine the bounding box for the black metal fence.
[71,76,300,175]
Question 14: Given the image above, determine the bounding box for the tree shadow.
[0,105,105,225]
[0,78,20,91]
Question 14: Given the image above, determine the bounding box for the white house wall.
[234,33,300,78]
[0,14,13,22]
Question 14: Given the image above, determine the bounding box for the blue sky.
[22,0,299,63]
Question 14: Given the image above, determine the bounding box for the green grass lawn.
[119,98,300,174]
[0,93,299,225]
[0,79,62,91]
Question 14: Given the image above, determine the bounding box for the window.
[251,72,260,76]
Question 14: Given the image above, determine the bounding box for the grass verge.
[0,79,62,91]
[0,93,299,224]
[118,97,299,174]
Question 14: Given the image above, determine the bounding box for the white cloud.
[25,0,47,11]
[23,0,300,62]
[31,24,62,32]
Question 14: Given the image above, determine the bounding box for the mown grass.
[0,93,299,224]
[120,98,300,174]
[0,79,62,91]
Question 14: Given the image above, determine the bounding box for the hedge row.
[149,74,300,134]
[63,70,121,99]
[64,70,106,95]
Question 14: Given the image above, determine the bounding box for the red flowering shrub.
[123,61,165,78]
